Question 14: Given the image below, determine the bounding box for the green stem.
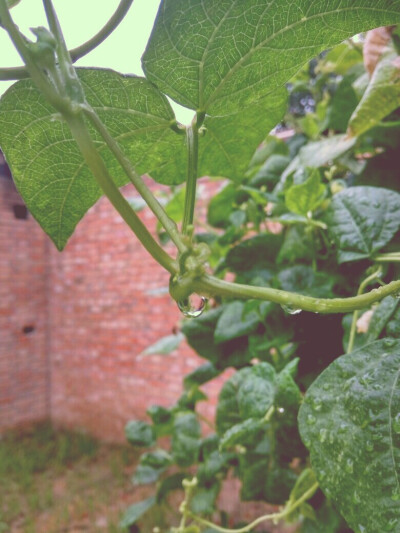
[347,268,382,353]
[188,482,319,533]
[182,119,199,235]
[69,0,134,62]
[191,274,400,314]
[65,112,178,275]
[374,252,400,263]
[83,106,187,254]
[0,0,68,111]
[0,0,134,81]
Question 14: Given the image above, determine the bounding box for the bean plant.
[1,1,400,532]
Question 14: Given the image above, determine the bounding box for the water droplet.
[384,338,396,348]
[322,383,330,391]
[307,414,316,425]
[277,407,285,414]
[345,458,354,473]
[357,525,366,533]
[393,413,400,434]
[365,440,374,452]
[178,295,207,318]
[319,428,328,443]
[311,398,322,411]
[353,490,361,504]
[281,304,302,315]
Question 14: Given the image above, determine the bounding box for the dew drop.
[365,440,374,452]
[281,304,302,315]
[353,490,361,504]
[393,413,400,434]
[277,407,285,414]
[345,458,354,473]
[178,296,207,318]
[319,428,328,443]
[357,525,366,533]
[383,518,399,531]
[384,338,396,348]
[307,414,316,425]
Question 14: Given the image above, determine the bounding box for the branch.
[0,0,134,81]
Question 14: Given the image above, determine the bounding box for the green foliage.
[2,2,400,532]
[325,186,400,263]
[298,339,400,533]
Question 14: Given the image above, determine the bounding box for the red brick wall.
[0,168,50,432]
[1,160,226,441]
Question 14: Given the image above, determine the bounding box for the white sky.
[0,0,194,123]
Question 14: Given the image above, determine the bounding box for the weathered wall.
[0,159,50,432]
[1,156,224,441]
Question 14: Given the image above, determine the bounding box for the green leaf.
[119,496,156,528]
[214,301,260,343]
[171,412,201,467]
[200,91,288,181]
[298,135,356,169]
[156,472,186,503]
[216,363,277,434]
[139,333,184,356]
[132,464,163,485]
[219,418,265,450]
[207,183,237,228]
[386,306,400,338]
[225,234,283,273]
[366,296,399,343]
[325,186,400,263]
[277,266,335,298]
[190,483,220,515]
[125,420,155,447]
[0,70,183,250]
[325,77,359,132]
[184,363,220,388]
[249,154,291,189]
[298,339,400,533]
[143,0,400,116]
[132,450,172,485]
[348,51,400,137]
[285,170,326,216]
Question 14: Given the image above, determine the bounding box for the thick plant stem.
[65,112,178,275]
[182,119,199,235]
[191,274,400,314]
[83,107,187,254]
[188,482,319,533]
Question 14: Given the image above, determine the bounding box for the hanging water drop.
[318,428,327,443]
[345,458,354,473]
[281,304,302,315]
[383,338,396,348]
[365,440,374,452]
[307,414,316,425]
[178,295,207,318]
[391,488,400,501]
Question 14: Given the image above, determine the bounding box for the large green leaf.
[285,169,326,216]
[0,68,285,249]
[348,51,400,137]
[142,0,400,116]
[325,186,400,263]
[0,69,183,250]
[119,496,156,529]
[298,339,400,533]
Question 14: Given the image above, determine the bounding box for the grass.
[0,422,156,533]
